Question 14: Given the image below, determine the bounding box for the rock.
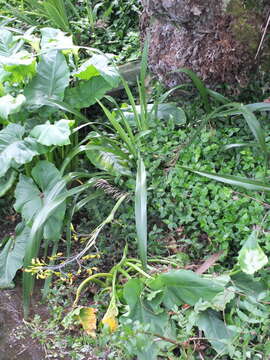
[140,0,270,88]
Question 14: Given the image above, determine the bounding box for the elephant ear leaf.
[74,54,120,88]
[30,119,73,146]
[0,124,46,177]
[0,223,31,289]
[14,160,66,240]
[0,94,26,121]
[24,50,70,109]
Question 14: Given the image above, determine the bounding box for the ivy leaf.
[30,119,73,146]
[0,124,46,177]
[238,231,268,275]
[65,76,112,109]
[0,223,31,289]
[24,50,70,109]
[150,270,224,307]
[0,94,26,121]
[14,161,66,240]
[74,54,120,88]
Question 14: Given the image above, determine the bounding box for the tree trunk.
[140,0,270,88]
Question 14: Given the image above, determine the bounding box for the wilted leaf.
[238,231,268,275]
[78,307,97,337]
[102,301,118,332]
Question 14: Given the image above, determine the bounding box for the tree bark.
[140,0,270,88]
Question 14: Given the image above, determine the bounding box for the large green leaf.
[0,94,26,121]
[40,27,74,51]
[0,124,46,177]
[196,309,237,354]
[238,231,268,275]
[86,136,131,176]
[0,224,31,288]
[14,161,66,240]
[74,54,120,88]
[0,169,17,197]
[30,119,73,146]
[150,270,224,307]
[123,278,173,338]
[64,76,112,109]
[0,28,16,56]
[231,272,268,301]
[135,157,147,269]
[24,50,70,108]
[0,51,36,83]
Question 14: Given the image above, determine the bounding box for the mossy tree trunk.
[140,0,270,87]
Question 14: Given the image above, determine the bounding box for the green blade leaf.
[182,167,270,192]
[30,119,73,146]
[24,50,70,109]
[238,231,268,275]
[0,224,31,289]
[135,157,147,269]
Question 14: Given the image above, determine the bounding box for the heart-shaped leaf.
[238,231,268,275]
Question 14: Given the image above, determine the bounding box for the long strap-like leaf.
[135,156,147,270]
